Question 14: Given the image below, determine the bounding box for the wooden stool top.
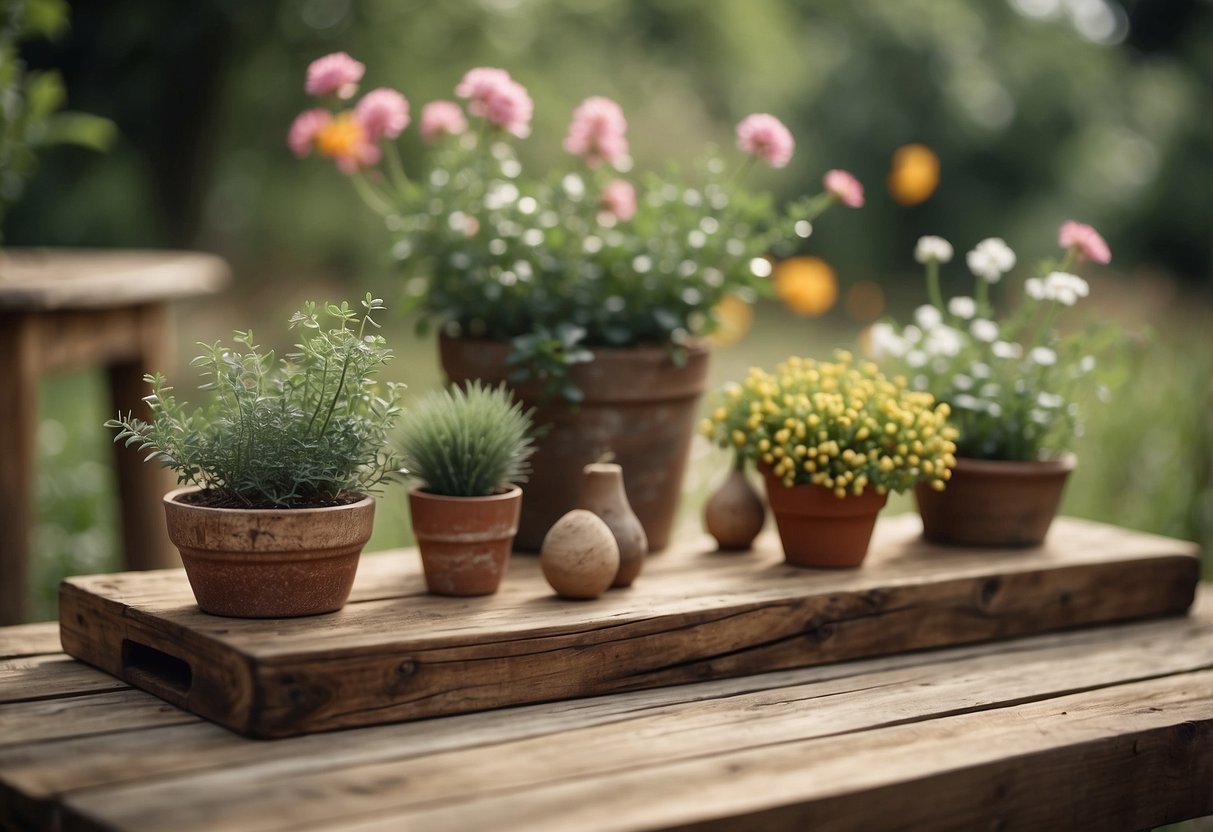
[0,248,230,311]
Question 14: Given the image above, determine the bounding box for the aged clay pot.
[915,455,1076,547]
[440,335,710,552]
[408,485,522,596]
[761,470,888,568]
[163,486,374,618]
[578,462,647,587]
[704,463,766,551]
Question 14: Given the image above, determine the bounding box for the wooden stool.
[0,249,230,624]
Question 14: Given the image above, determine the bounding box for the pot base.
[762,474,888,568]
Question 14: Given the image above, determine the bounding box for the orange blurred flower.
[774,257,838,317]
[888,144,940,206]
[709,295,755,346]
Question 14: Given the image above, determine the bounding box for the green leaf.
[25,71,65,119]
[20,0,70,40]
[41,112,117,151]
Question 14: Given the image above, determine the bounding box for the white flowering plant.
[869,222,1126,461]
[291,57,865,400]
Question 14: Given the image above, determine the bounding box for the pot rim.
[952,453,1077,476]
[164,485,374,514]
[438,332,711,359]
[408,483,523,504]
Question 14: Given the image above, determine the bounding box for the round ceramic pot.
[914,455,1076,547]
[760,471,888,568]
[408,485,522,596]
[704,463,766,551]
[440,335,710,552]
[163,486,374,618]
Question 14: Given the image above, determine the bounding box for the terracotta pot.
[408,485,522,596]
[915,455,1076,547]
[704,463,766,551]
[760,470,888,568]
[440,335,710,552]
[578,462,647,587]
[162,486,374,618]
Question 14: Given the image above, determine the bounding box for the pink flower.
[1059,220,1111,264]
[454,67,533,138]
[735,113,795,169]
[287,109,333,158]
[419,100,468,143]
[824,169,865,208]
[564,96,629,168]
[600,179,637,222]
[305,52,365,100]
[335,141,381,175]
[355,88,409,140]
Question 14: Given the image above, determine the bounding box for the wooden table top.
[0,248,230,311]
[2,587,1211,830]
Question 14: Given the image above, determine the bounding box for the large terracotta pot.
[408,485,522,596]
[760,470,888,568]
[440,335,710,551]
[914,455,1076,547]
[163,486,374,618]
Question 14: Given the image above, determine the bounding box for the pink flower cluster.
[823,169,865,208]
[1059,220,1111,264]
[564,96,629,169]
[599,178,637,222]
[455,67,533,138]
[420,101,468,143]
[289,52,409,174]
[736,113,795,169]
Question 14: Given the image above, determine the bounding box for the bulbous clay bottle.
[578,463,648,587]
[704,458,766,550]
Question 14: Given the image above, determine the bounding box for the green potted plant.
[702,351,958,567]
[288,56,864,550]
[106,295,403,618]
[399,381,535,596]
[870,223,1122,546]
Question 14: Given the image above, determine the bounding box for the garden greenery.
[106,295,404,508]
[701,351,958,497]
[398,381,535,498]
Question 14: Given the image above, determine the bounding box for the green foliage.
[398,381,535,498]
[0,0,115,236]
[105,295,404,508]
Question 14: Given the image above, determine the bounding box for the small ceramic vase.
[578,463,647,587]
[703,458,766,551]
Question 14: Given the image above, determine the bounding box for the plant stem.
[927,259,945,311]
[351,172,396,216]
[385,142,409,194]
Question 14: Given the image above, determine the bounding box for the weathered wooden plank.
[57,517,1201,738]
[0,689,199,747]
[35,613,1213,832]
[0,654,128,704]
[0,623,60,659]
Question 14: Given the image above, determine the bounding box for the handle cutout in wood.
[122,639,193,697]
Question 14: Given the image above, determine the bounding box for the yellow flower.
[888,144,940,206]
[709,295,755,346]
[315,111,368,166]
[774,257,838,317]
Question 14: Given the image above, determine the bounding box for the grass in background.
[23,290,1213,622]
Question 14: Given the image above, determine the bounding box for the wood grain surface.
[2,591,1210,831]
[57,516,1200,739]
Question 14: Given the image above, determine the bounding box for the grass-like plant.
[106,294,404,508]
[398,381,535,497]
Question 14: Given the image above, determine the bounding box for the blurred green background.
[7,0,1212,620]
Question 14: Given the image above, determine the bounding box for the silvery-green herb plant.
[106,294,404,508]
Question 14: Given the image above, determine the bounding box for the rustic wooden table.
[0,248,230,625]
[2,584,1210,830]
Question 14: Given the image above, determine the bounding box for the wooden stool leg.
[107,304,180,571]
[0,314,38,624]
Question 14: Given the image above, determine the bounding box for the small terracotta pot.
[408,485,522,596]
[761,470,888,568]
[163,486,374,618]
[915,455,1076,547]
[440,335,709,552]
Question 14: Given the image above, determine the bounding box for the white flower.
[914,304,943,330]
[1025,277,1046,300]
[970,319,999,343]
[1043,271,1089,306]
[924,325,964,357]
[947,296,977,319]
[906,350,928,368]
[970,362,991,378]
[914,235,954,264]
[952,374,973,391]
[1080,355,1096,373]
[1037,392,1065,408]
[991,340,1023,360]
[868,322,908,360]
[986,402,1003,417]
[1030,346,1057,366]
[953,393,980,411]
[966,237,1017,284]
[902,325,923,345]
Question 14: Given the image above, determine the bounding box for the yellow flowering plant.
[701,351,958,498]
